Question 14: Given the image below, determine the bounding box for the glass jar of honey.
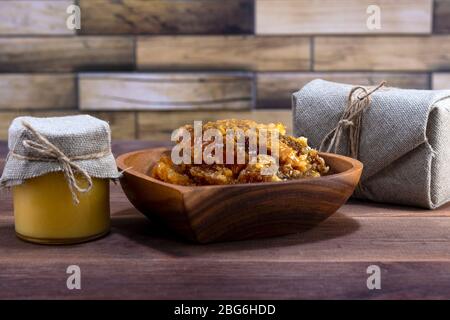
[0,115,120,244]
[13,172,110,244]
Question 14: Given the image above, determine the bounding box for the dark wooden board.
[1,141,450,299]
[256,72,430,109]
[0,37,134,72]
[78,0,254,35]
[434,0,450,33]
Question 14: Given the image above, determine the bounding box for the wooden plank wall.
[0,0,449,140]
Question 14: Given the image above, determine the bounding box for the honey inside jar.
[13,172,110,244]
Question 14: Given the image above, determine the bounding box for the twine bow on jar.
[319,81,386,159]
[10,121,110,204]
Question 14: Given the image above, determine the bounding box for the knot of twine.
[338,119,354,128]
[11,121,111,204]
[319,81,386,159]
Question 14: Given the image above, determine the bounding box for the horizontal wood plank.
[0,37,134,72]
[137,36,311,71]
[315,36,450,71]
[137,110,292,140]
[434,0,450,33]
[1,259,450,299]
[256,72,430,108]
[89,111,136,140]
[79,73,253,111]
[79,0,253,34]
[0,111,136,140]
[256,0,432,35]
[0,0,74,35]
[0,74,76,110]
[432,73,450,89]
[2,201,450,263]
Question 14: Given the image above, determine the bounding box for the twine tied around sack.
[10,121,111,204]
[319,81,386,159]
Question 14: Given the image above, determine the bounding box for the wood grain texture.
[256,72,430,108]
[79,73,253,111]
[256,0,433,35]
[432,73,450,89]
[0,37,134,72]
[137,110,292,140]
[0,111,73,140]
[0,74,76,110]
[315,36,450,71]
[137,36,311,71]
[1,259,450,299]
[79,0,254,34]
[117,148,362,243]
[89,111,137,140]
[0,0,74,35]
[1,139,450,298]
[434,0,450,33]
[0,111,136,140]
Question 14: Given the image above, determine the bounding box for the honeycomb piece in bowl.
[151,119,329,186]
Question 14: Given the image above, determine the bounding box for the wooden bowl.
[116,148,363,243]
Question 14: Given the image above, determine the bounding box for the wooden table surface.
[1,140,450,299]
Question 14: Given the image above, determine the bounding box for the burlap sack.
[0,115,120,188]
[293,79,450,209]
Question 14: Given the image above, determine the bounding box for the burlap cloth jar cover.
[0,115,120,198]
[293,79,450,209]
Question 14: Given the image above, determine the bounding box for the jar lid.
[0,115,120,200]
